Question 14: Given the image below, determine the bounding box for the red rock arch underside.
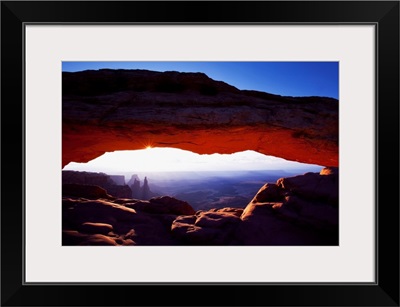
[62,69,338,168]
[62,124,338,168]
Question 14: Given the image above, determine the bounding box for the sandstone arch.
[62,69,338,168]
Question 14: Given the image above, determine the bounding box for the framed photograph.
[1,1,399,306]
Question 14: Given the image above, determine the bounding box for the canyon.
[62,167,338,245]
[62,69,339,245]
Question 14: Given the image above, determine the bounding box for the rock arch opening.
[62,147,324,210]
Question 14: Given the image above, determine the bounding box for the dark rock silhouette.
[109,175,125,185]
[62,170,132,198]
[63,170,112,187]
[141,176,151,200]
[130,178,141,198]
[149,196,196,215]
[124,196,195,216]
[107,185,132,199]
[62,183,113,199]
[62,69,338,167]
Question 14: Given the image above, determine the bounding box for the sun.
[145,145,152,150]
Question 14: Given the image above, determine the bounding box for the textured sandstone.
[235,167,339,245]
[62,168,339,245]
[62,168,338,246]
[62,69,338,167]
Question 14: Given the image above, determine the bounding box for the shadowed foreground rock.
[124,196,196,215]
[62,168,338,246]
[62,197,179,245]
[171,210,242,245]
[235,167,338,245]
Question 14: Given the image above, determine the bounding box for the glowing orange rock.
[62,69,338,168]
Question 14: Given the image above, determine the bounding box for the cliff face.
[62,69,338,167]
[62,171,132,198]
[62,171,159,200]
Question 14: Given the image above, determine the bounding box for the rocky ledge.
[62,167,338,246]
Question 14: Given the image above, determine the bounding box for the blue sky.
[62,61,339,99]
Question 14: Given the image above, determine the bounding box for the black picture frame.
[1,1,399,306]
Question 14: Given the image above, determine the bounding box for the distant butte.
[62,69,338,167]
